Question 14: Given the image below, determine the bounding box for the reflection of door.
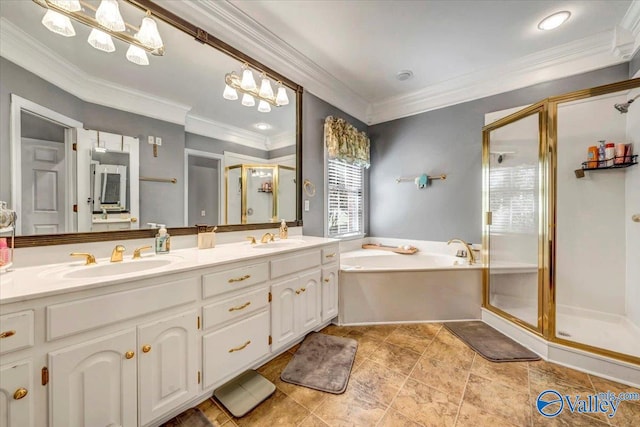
[20,138,66,235]
[184,150,224,227]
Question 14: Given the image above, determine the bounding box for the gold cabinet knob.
[13,388,28,400]
[142,345,151,353]
[125,351,135,359]
[300,287,306,292]
[324,278,330,282]
[0,330,16,339]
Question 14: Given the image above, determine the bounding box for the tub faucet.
[447,238,475,265]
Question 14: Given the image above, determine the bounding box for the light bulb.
[259,76,274,98]
[241,67,257,91]
[95,0,125,32]
[223,84,238,100]
[49,0,81,12]
[137,16,163,49]
[276,85,289,106]
[242,94,255,107]
[126,44,149,65]
[538,11,571,31]
[258,100,271,113]
[88,28,115,52]
[41,10,75,37]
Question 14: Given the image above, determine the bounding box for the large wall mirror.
[0,0,302,245]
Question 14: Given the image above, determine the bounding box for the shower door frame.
[482,77,640,365]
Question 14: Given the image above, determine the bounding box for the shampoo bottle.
[155,224,170,254]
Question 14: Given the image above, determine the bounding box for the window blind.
[327,159,363,238]
[489,164,537,234]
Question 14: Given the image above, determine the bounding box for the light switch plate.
[148,136,154,144]
[304,200,310,211]
[201,210,206,217]
[155,137,162,146]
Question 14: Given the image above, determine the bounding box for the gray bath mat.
[281,332,358,394]
[444,321,540,362]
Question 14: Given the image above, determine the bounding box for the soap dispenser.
[155,224,170,254]
[279,219,288,239]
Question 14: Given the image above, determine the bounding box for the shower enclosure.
[483,78,640,365]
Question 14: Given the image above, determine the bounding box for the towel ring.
[303,179,316,197]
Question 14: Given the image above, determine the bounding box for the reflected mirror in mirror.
[0,0,299,237]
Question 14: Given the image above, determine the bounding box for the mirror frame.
[14,0,303,248]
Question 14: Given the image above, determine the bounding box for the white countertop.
[0,236,336,304]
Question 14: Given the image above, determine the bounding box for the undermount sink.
[60,256,181,279]
[252,239,304,249]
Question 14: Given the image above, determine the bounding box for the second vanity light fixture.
[34,0,164,66]
[223,63,290,112]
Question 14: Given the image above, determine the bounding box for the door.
[48,329,137,427]
[137,311,197,426]
[20,139,66,235]
[483,104,545,332]
[321,266,339,322]
[187,155,220,227]
[271,276,298,352]
[298,270,322,332]
[0,360,33,427]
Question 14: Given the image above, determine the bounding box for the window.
[327,159,364,238]
[489,164,537,234]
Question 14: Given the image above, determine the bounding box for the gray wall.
[302,93,369,237]
[368,63,629,243]
[186,132,270,159]
[188,156,219,226]
[631,49,640,78]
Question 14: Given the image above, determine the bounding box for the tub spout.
[447,238,475,265]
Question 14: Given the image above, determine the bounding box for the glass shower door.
[483,106,544,332]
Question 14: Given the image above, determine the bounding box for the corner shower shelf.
[580,155,637,171]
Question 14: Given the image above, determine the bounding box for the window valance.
[324,116,370,168]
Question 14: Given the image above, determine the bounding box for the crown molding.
[0,18,191,125]
[185,114,268,151]
[267,131,296,150]
[620,0,640,56]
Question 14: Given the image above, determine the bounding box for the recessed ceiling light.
[396,70,414,81]
[254,122,271,130]
[538,11,571,31]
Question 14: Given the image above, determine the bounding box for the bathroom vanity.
[0,237,339,427]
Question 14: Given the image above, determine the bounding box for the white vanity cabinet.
[321,244,339,323]
[0,360,33,427]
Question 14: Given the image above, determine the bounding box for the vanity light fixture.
[538,11,571,31]
[33,0,165,66]
[223,63,290,112]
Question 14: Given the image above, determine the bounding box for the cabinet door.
[321,265,339,322]
[0,360,33,427]
[49,329,137,427]
[298,269,322,333]
[138,310,197,426]
[271,276,298,352]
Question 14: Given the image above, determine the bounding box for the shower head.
[615,94,640,113]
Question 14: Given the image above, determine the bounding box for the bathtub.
[339,246,483,325]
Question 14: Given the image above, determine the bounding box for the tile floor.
[163,323,640,427]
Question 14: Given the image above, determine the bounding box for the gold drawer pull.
[13,388,28,400]
[296,287,307,295]
[0,330,16,339]
[325,253,336,258]
[228,274,251,283]
[324,278,330,283]
[228,340,251,353]
[142,345,151,353]
[125,351,135,359]
[229,301,251,312]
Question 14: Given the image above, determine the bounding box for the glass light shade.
[241,94,255,107]
[42,10,75,37]
[257,100,271,113]
[538,11,571,30]
[95,0,125,32]
[137,16,163,49]
[276,86,289,106]
[223,84,238,100]
[241,68,257,91]
[259,77,274,98]
[49,0,81,12]
[126,44,149,65]
[88,28,115,52]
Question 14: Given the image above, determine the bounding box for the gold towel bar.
[140,176,177,184]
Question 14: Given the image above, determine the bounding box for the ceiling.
[164,0,640,124]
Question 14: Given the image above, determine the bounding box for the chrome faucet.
[110,245,126,262]
[260,232,275,243]
[447,238,475,265]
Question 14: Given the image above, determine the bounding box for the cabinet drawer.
[202,287,269,330]
[202,310,269,389]
[47,277,199,340]
[0,310,34,355]
[321,246,339,264]
[270,250,321,279]
[202,262,268,299]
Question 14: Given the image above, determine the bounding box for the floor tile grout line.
[452,352,475,427]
